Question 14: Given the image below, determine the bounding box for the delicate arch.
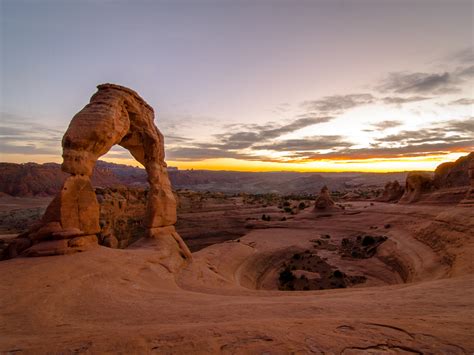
[3,84,191,267]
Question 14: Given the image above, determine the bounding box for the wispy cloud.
[0,112,64,156]
[168,115,334,160]
[302,94,374,113]
[448,98,474,106]
[377,71,457,94]
[370,120,403,131]
[254,136,350,151]
[381,96,431,105]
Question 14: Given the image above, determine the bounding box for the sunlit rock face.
[2,84,191,268]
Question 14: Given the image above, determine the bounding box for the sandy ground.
[0,202,473,353]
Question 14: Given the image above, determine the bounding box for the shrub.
[362,235,375,246]
[279,267,295,283]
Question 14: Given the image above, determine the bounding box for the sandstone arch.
[4,84,191,266]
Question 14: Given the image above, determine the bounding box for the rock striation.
[2,84,191,267]
[376,180,404,202]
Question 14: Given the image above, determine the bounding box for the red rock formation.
[96,186,147,248]
[433,152,473,188]
[3,84,191,268]
[376,180,404,202]
[399,172,433,204]
[313,186,336,210]
[460,156,474,205]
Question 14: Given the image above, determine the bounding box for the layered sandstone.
[2,84,191,268]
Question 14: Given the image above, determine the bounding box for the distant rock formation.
[398,153,473,205]
[399,172,433,204]
[376,180,404,202]
[313,186,336,210]
[460,155,474,205]
[433,152,473,188]
[96,186,147,248]
[2,84,191,268]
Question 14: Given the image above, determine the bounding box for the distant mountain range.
[0,160,415,197]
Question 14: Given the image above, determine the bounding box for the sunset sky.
[1,0,473,172]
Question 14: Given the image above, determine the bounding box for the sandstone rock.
[313,186,336,210]
[102,234,119,249]
[399,172,433,204]
[376,180,404,202]
[146,225,192,260]
[28,222,63,241]
[68,235,99,249]
[22,240,71,257]
[5,84,191,266]
[42,175,100,235]
[2,238,32,259]
[434,152,473,188]
[460,155,474,205]
[51,228,85,240]
[96,187,146,248]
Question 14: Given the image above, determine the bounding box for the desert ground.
[0,197,473,354]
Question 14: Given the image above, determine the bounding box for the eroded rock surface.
[2,84,191,268]
[399,172,433,204]
[460,153,474,205]
[376,180,404,202]
[434,152,473,188]
[313,185,337,210]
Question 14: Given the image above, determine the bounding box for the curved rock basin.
[1,202,473,353]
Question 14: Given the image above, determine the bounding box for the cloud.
[448,98,474,106]
[292,141,474,162]
[0,112,64,156]
[381,96,431,105]
[254,136,351,151]
[377,71,458,94]
[375,119,473,146]
[302,94,374,113]
[448,47,474,64]
[370,120,403,130]
[209,115,334,150]
[164,115,336,161]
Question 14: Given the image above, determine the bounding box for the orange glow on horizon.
[1,151,471,173]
